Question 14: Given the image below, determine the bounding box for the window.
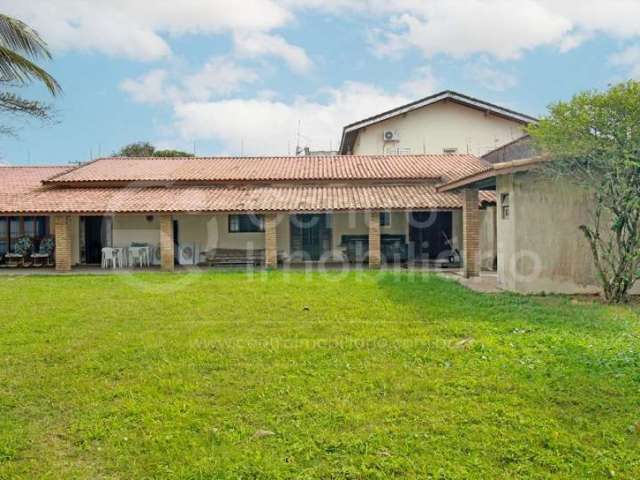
[443,147,458,154]
[380,212,390,227]
[0,216,50,255]
[228,214,264,233]
[501,193,510,219]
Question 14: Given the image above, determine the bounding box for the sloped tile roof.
[3,182,494,214]
[0,166,70,213]
[44,154,491,184]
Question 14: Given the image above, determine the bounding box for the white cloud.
[466,63,518,92]
[610,45,640,79]
[234,32,313,73]
[400,66,438,97]
[120,69,173,104]
[182,58,260,100]
[120,57,260,104]
[6,0,640,66]
[367,0,640,60]
[372,1,571,61]
[172,82,410,154]
[0,0,293,61]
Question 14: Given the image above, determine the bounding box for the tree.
[0,14,61,135]
[528,81,640,303]
[114,141,194,157]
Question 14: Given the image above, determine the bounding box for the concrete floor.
[438,271,501,293]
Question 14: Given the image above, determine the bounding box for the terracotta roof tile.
[3,182,494,214]
[0,166,70,213]
[45,154,491,184]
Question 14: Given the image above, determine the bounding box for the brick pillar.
[159,215,174,272]
[463,189,480,278]
[368,211,381,268]
[54,215,73,272]
[264,213,278,268]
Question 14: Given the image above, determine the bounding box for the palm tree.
[0,13,60,95]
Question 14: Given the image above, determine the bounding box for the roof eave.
[437,157,546,192]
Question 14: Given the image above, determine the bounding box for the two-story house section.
[339,90,537,156]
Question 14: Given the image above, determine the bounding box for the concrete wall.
[351,101,526,156]
[497,172,605,294]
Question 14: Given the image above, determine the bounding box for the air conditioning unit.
[383,130,400,142]
[178,243,200,266]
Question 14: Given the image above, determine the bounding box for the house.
[339,90,537,156]
[0,154,496,274]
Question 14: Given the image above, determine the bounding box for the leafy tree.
[114,141,156,157]
[154,149,195,158]
[114,141,194,157]
[0,14,61,136]
[528,81,640,303]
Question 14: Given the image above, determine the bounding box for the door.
[290,214,331,261]
[409,211,453,260]
[173,220,179,264]
[84,216,104,264]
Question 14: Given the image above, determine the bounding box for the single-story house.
[0,154,497,274]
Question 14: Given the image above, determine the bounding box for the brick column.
[463,189,480,278]
[54,215,73,272]
[159,215,174,272]
[368,211,381,268]
[264,213,278,268]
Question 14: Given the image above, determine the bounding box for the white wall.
[351,101,525,156]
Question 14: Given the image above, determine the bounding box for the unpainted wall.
[495,172,640,294]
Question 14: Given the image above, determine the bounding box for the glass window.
[501,193,510,219]
[228,214,264,233]
[0,216,49,254]
[380,212,390,227]
[23,217,35,237]
[9,217,19,251]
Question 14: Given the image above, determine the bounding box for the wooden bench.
[205,249,265,266]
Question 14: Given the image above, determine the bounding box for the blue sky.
[2,0,640,165]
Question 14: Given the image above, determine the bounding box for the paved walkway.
[438,271,501,293]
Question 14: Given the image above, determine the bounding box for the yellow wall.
[351,101,525,156]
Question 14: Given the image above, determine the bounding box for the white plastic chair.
[129,246,151,268]
[101,247,116,269]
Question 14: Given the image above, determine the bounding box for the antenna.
[193,141,196,155]
[295,120,301,156]
[240,137,244,156]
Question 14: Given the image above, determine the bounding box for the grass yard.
[1,271,639,479]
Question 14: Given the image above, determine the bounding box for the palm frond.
[0,14,51,59]
[0,44,61,95]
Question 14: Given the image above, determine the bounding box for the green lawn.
[1,271,639,479]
